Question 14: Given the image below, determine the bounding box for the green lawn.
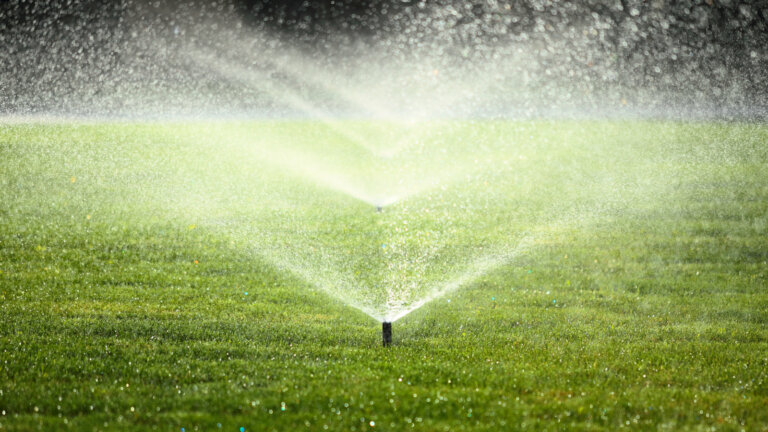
[1,120,767,431]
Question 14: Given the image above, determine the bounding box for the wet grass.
[1,120,767,431]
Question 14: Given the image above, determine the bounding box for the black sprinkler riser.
[382,321,392,347]
[376,206,383,213]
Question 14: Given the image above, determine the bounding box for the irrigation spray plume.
[1,1,766,332]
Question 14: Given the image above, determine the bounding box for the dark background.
[1,0,767,117]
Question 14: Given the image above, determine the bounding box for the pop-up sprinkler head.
[376,206,383,213]
[382,321,392,347]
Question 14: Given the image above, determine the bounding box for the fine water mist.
[2,0,767,323]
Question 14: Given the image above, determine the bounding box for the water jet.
[382,322,392,347]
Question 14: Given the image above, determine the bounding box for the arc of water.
[270,255,385,321]
[184,43,410,157]
[185,34,499,158]
[247,230,535,323]
[182,49,494,207]
[183,48,382,150]
[216,151,668,323]
[384,235,534,321]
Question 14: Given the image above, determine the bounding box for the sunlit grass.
[1,120,767,431]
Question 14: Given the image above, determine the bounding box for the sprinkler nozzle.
[382,321,392,347]
[376,206,383,213]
